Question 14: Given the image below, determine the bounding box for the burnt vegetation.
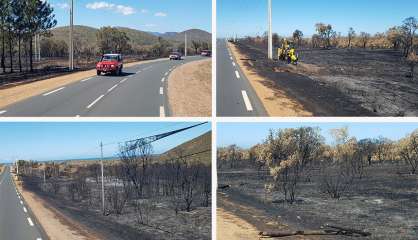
[218,127,418,239]
[234,17,418,116]
[17,134,211,240]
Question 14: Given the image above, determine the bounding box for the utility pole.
[34,35,38,62]
[267,0,273,60]
[38,34,41,61]
[43,163,46,185]
[69,0,74,70]
[184,32,187,57]
[100,142,105,215]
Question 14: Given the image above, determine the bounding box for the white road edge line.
[120,78,128,83]
[161,77,165,82]
[43,87,65,96]
[107,84,118,93]
[159,106,165,117]
[164,72,168,76]
[0,110,7,115]
[241,90,254,111]
[23,207,27,213]
[232,62,236,67]
[37,238,42,240]
[136,70,141,73]
[86,95,105,109]
[235,70,240,79]
[81,77,92,82]
[159,87,164,95]
[27,217,34,226]
[20,200,23,205]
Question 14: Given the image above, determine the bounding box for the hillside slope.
[163,29,212,43]
[47,26,211,48]
[162,131,211,165]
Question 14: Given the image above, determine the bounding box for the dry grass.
[167,59,212,117]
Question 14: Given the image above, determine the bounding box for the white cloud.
[140,9,149,14]
[55,2,70,9]
[86,1,136,15]
[115,5,135,15]
[154,12,167,17]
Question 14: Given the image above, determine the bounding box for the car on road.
[201,50,212,57]
[169,52,182,60]
[96,54,123,76]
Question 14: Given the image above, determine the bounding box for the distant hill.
[162,29,212,43]
[47,25,211,48]
[162,131,211,165]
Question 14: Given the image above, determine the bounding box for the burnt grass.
[22,175,211,240]
[218,163,418,240]
[236,40,418,116]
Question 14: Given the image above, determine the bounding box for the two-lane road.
[0,56,203,117]
[216,39,267,116]
[0,166,46,240]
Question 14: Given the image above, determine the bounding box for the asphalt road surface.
[0,56,204,117]
[0,166,47,240]
[216,39,267,116]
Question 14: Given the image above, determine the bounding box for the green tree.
[347,27,355,48]
[315,23,335,48]
[292,29,303,47]
[24,0,57,71]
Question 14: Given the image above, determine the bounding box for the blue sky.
[47,0,211,32]
[217,122,418,148]
[217,0,418,38]
[0,122,211,163]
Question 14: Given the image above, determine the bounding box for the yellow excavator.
[278,39,298,64]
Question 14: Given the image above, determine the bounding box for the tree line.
[38,27,212,67]
[0,0,56,73]
[218,127,418,204]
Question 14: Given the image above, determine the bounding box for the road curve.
[0,56,204,117]
[216,39,267,117]
[0,166,47,240]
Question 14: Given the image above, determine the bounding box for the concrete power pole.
[267,0,273,60]
[69,0,74,70]
[100,142,105,215]
[38,34,41,61]
[184,33,187,57]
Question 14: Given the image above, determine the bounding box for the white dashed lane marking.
[241,90,254,111]
[235,71,240,79]
[0,110,6,115]
[161,77,165,82]
[27,217,34,226]
[159,87,164,95]
[43,87,65,96]
[232,62,236,67]
[120,78,127,83]
[107,84,118,93]
[159,106,165,117]
[81,77,92,82]
[23,207,27,213]
[86,95,105,109]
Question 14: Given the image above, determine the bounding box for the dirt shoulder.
[218,190,331,240]
[217,207,259,240]
[228,42,312,117]
[0,58,166,109]
[167,58,211,116]
[15,180,102,240]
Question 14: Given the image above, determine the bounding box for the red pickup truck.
[96,54,123,76]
